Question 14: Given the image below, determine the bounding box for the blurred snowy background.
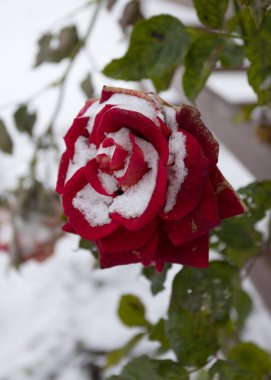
[0,1,271,379]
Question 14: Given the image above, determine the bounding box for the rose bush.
[56,86,245,270]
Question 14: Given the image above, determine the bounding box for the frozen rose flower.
[56,86,245,271]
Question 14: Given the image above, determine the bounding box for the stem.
[50,0,97,26]
[188,26,244,40]
[44,0,103,137]
[29,0,103,177]
[0,80,59,112]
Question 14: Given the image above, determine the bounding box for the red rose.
[56,86,245,271]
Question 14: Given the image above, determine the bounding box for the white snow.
[84,93,162,130]
[98,169,118,194]
[160,105,188,213]
[164,131,187,213]
[66,137,97,182]
[161,105,178,133]
[109,138,158,218]
[73,183,112,227]
[107,127,132,153]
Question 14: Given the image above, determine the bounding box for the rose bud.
[56,86,245,271]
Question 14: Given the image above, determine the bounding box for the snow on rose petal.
[56,86,245,270]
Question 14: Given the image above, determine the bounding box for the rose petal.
[97,242,141,268]
[94,107,169,164]
[62,222,76,234]
[210,167,246,219]
[109,145,128,171]
[62,168,119,239]
[111,159,167,230]
[139,230,159,266]
[76,98,99,118]
[64,117,89,157]
[98,219,157,253]
[100,86,171,137]
[88,104,115,144]
[84,159,113,196]
[160,130,209,220]
[164,179,220,246]
[176,104,219,165]
[155,231,209,268]
[118,134,148,188]
[56,150,70,195]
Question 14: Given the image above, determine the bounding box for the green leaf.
[103,15,189,90]
[79,238,98,259]
[214,216,262,266]
[107,355,188,380]
[14,104,36,136]
[165,262,237,366]
[232,289,252,330]
[246,12,271,104]
[80,73,94,99]
[228,342,271,378]
[170,262,236,323]
[119,0,144,32]
[35,25,80,66]
[195,370,209,380]
[220,41,244,69]
[209,360,256,380]
[239,180,271,221]
[193,0,229,29]
[142,263,171,295]
[118,294,149,328]
[148,319,170,352]
[227,7,257,37]
[0,119,13,154]
[237,0,271,28]
[166,307,219,367]
[152,66,177,92]
[183,35,224,103]
[106,333,145,368]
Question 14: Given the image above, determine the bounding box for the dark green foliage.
[209,360,256,380]
[119,0,144,32]
[232,289,252,330]
[14,104,36,136]
[214,215,262,266]
[228,342,271,378]
[193,0,229,29]
[118,294,149,328]
[214,180,271,266]
[103,15,189,89]
[107,355,188,380]
[0,119,13,154]
[148,318,171,352]
[169,262,236,323]
[165,262,236,366]
[80,73,95,99]
[183,35,224,102]
[166,307,219,366]
[237,0,271,28]
[106,333,145,368]
[220,41,244,69]
[142,263,171,295]
[246,12,271,104]
[35,25,80,66]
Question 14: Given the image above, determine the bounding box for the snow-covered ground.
[0,1,270,379]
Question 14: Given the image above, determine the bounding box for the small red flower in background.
[56,86,245,271]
